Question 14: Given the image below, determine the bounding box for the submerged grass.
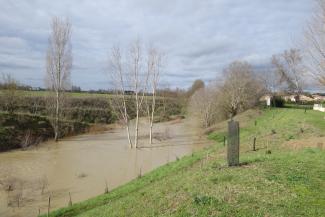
[44,108,325,217]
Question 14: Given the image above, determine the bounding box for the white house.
[260,95,272,106]
[313,104,325,112]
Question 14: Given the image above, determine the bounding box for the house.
[283,94,314,102]
[300,95,314,102]
[260,94,272,106]
[283,95,298,102]
[313,104,325,112]
[312,94,325,101]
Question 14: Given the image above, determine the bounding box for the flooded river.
[0,119,210,217]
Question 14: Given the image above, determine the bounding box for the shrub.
[271,96,285,108]
[0,113,89,152]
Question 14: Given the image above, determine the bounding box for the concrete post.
[227,120,239,166]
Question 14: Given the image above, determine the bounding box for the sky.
[0,0,316,90]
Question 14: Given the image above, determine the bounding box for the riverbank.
[44,108,325,217]
[0,113,89,152]
[0,91,184,152]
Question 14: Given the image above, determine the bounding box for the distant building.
[283,95,298,102]
[260,95,272,106]
[300,95,314,102]
[312,94,325,101]
[283,94,314,102]
[313,104,325,112]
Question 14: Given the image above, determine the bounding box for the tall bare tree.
[109,46,133,147]
[130,41,149,148]
[108,40,149,148]
[45,17,72,142]
[271,49,304,98]
[272,49,304,96]
[146,47,163,144]
[257,68,280,96]
[304,0,325,85]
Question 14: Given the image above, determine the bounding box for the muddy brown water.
[0,119,210,217]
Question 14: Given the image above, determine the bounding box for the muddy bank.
[0,113,89,152]
[0,118,210,217]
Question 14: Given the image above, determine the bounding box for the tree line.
[188,1,325,128]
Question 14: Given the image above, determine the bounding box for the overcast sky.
[0,0,315,90]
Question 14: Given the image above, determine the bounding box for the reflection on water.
[0,119,210,217]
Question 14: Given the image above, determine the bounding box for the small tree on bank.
[45,17,72,142]
[220,61,264,117]
[189,85,220,128]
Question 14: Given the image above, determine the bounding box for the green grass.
[44,108,325,217]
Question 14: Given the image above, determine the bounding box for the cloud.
[0,0,315,89]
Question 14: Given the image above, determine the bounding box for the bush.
[0,95,183,124]
[0,114,53,151]
[0,113,89,152]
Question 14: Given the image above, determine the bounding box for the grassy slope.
[44,108,325,217]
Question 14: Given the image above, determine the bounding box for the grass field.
[43,108,325,217]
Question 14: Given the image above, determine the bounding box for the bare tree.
[304,0,325,85]
[189,85,220,128]
[220,61,264,117]
[255,67,282,108]
[108,40,149,148]
[45,17,72,142]
[109,46,133,147]
[130,41,149,148]
[271,49,305,98]
[257,68,280,96]
[146,47,163,144]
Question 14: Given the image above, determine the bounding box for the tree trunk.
[54,90,59,142]
[149,121,153,144]
[126,123,132,149]
[149,96,155,145]
[123,99,132,148]
[134,108,139,148]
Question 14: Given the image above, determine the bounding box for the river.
[0,118,210,217]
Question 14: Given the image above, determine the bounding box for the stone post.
[227,120,239,166]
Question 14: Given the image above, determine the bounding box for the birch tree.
[108,41,149,148]
[109,46,133,147]
[45,17,72,142]
[146,47,163,144]
[130,41,149,148]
